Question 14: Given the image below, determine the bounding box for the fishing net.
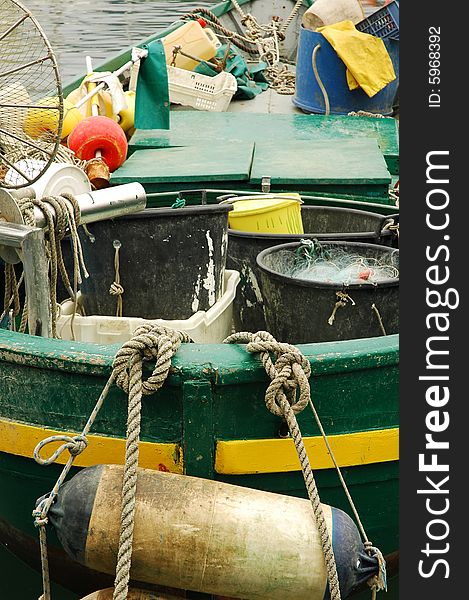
[277,239,399,285]
[0,0,63,188]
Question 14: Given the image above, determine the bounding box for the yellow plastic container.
[228,194,304,234]
[162,20,221,71]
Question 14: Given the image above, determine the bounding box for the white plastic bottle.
[162,18,221,71]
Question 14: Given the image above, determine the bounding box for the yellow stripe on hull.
[0,418,183,473]
[0,418,398,476]
[215,428,399,475]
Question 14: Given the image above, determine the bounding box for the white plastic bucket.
[302,0,365,30]
[5,160,91,198]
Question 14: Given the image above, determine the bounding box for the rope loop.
[112,324,192,396]
[224,330,341,599]
[33,434,88,466]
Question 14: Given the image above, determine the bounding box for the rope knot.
[33,434,89,466]
[112,324,192,396]
[32,499,50,527]
[365,544,387,594]
[224,331,311,417]
[32,506,48,528]
[109,282,124,296]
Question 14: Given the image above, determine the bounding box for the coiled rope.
[180,5,299,93]
[2,193,88,338]
[180,8,259,54]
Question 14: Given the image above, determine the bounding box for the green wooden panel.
[110,143,254,184]
[129,112,399,174]
[182,381,214,478]
[250,138,391,185]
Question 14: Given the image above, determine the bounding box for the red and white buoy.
[68,56,128,188]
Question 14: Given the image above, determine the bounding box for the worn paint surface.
[202,230,216,307]
[0,329,398,555]
[0,418,183,472]
[82,465,332,599]
[128,112,399,175]
[215,428,399,474]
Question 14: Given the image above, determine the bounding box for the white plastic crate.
[57,270,240,345]
[167,65,237,112]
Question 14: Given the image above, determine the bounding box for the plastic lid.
[197,17,207,28]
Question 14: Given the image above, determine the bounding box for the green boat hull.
[0,0,399,596]
[0,329,398,598]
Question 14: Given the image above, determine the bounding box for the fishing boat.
[0,0,399,598]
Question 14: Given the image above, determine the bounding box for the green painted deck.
[128,112,399,174]
[111,143,254,185]
[112,137,391,198]
[251,138,391,185]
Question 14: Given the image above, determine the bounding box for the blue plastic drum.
[293,26,399,115]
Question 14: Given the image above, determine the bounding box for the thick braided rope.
[3,264,20,318]
[111,325,192,600]
[224,331,341,600]
[14,194,87,338]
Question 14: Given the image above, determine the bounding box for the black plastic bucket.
[227,205,396,332]
[79,204,232,319]
[256,241,399,344]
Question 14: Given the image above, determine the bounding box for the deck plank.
[111,143,254,184]
[129,112,399,174]
[251,139,391,185]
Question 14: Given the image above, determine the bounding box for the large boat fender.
[80,588,181,599]
[47,464,379,600]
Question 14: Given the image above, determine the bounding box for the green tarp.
[135,39,170,130]
[194,44,269,100]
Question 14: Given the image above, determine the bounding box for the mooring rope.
[111,324,193,600]
[180,8,259,54]
[109,240,124,317]
[224,330,387,600]
[280,0,304,34]
[32,324,192,600]
[33,372,117,600]
[224,330,341,600]
[32,326,386,600]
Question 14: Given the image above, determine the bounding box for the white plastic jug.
[162,19,221,71]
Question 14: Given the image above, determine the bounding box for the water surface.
[25,0,214,82]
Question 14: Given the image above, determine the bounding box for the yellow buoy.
[23,97,83,140]
[66,77,118,121]
[118,90,136,133]
[62,99,84,139]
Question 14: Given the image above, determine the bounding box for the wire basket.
[355,0,399,41]
[167,66,237,112]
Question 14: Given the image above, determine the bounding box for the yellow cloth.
[317,20,396,98]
